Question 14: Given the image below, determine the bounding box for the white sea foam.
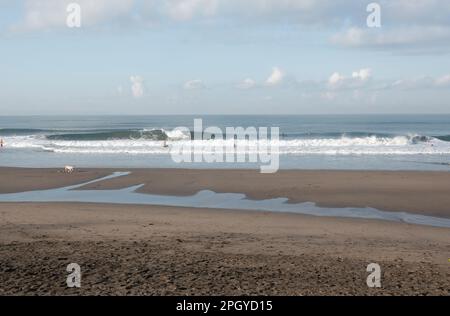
[164,129,190,140]
[3,134,450,155]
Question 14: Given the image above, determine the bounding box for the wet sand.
[2,167,450,217]
[0,167,449,295]
[0,167,112,194]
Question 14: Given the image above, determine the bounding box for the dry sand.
[0,167,449,295]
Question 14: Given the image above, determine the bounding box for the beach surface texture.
[0,167,449,295]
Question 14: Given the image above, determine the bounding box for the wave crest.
[2,132,450,155]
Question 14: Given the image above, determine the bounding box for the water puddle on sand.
[0,172,449,228]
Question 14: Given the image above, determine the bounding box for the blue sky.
[1,0,450,115]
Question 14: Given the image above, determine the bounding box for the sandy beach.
[2,167,450,216]
[0,167,449,295]
[3,0,450,300]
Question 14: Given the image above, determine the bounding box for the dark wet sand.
[0,167,112,194]
[2,167,450,217]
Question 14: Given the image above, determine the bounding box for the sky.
[0,0,450,115]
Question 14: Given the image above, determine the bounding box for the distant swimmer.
[0,138,3,148]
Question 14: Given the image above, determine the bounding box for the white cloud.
[11,0,329,30]
[130,76,144,98]
[141,0,340,24]
[327,68,372,90]
[8,0,450,54]
[328,72,344,87]
[237,78,256,89]
[149,0,446,25]
[352,68,372,81]
[265,67,284,86]
[183,79,205,90]
[12,0,134,31]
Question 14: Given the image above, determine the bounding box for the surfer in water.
[0,138,3,148]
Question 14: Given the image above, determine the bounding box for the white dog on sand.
[64,166,74,173]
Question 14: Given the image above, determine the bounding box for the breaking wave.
[1,128,450,155]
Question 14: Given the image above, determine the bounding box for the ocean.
[0,115,450,170]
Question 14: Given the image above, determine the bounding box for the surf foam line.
[0,172,449,229]
[4,136,450,155]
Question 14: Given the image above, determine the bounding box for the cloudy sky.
[1,0,450,115]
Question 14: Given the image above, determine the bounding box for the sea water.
[0,115,450,170]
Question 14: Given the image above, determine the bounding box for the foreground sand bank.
[0,167,449,295]
[1,167,450,217]
[0,202,449,295]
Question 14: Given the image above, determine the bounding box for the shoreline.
[1,167,450,218]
